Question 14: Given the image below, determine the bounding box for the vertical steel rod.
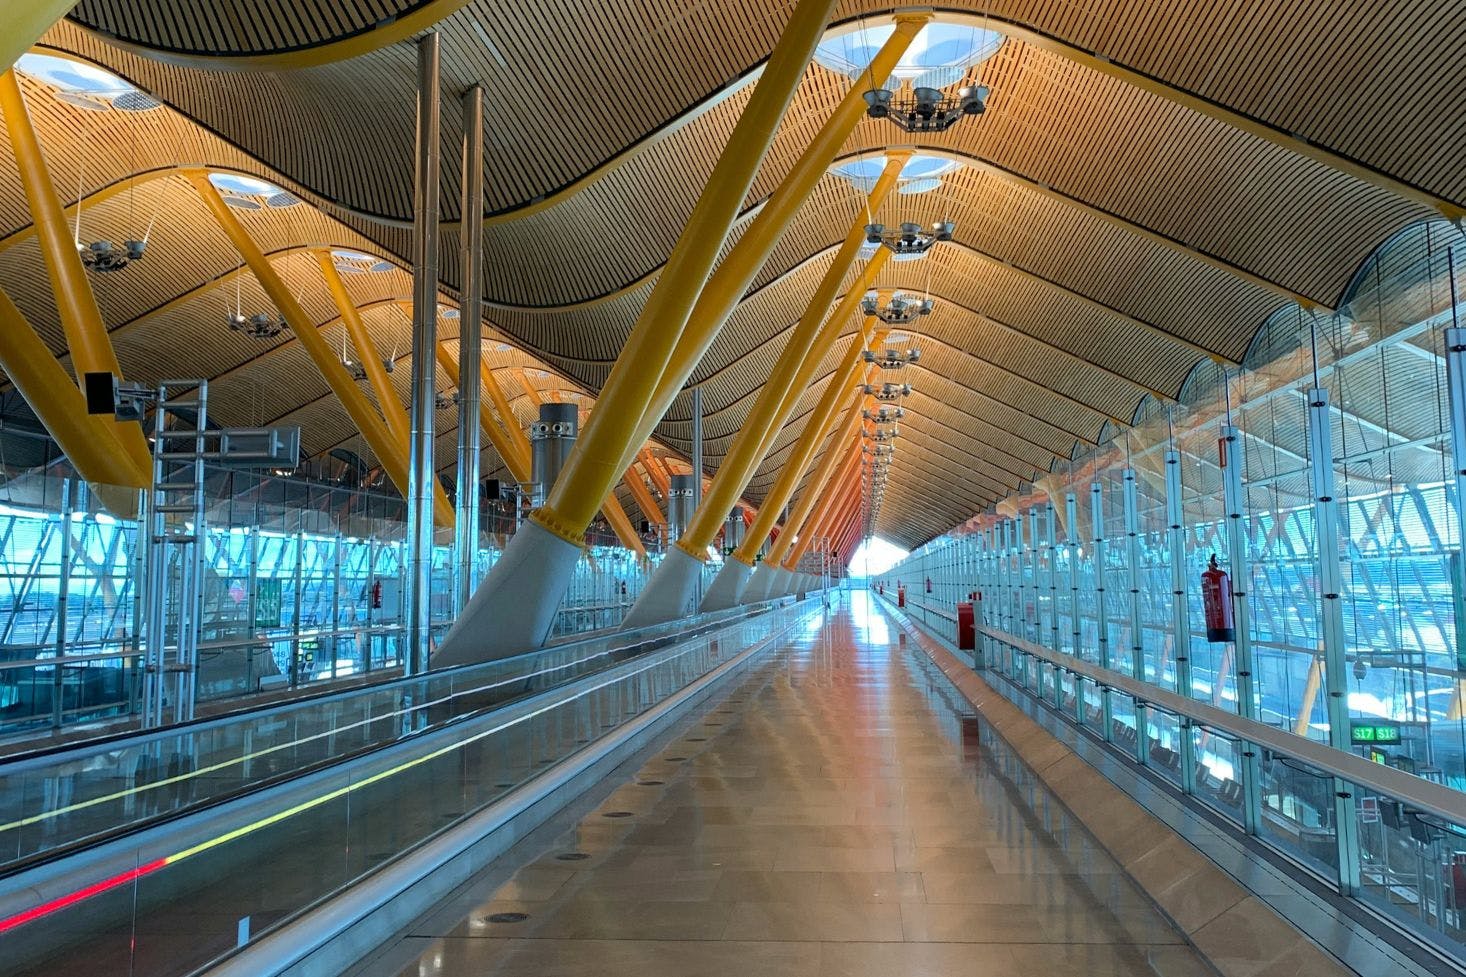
[1307,386,1361,894]
[1220,422,1263,833]
[455,84,485,618]
[406,31,441,677]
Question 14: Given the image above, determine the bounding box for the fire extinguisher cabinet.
[897,586,906,608]
[957,602,975,650]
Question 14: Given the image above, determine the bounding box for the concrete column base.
[701,557,754,612]
[621,545,703,630]
[740,563,773,604]
[432,518,582,667]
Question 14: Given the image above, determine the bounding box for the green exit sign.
[1351,723,1401,745]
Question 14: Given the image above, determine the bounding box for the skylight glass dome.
[14,53,160,112]
[814,21,1003,89]
[832,154,961,195]
[208,172,299,209]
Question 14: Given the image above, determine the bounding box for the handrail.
[0,597,788,771]
[979,623,1466,828]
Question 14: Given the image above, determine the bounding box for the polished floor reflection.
[355,592,1213,977]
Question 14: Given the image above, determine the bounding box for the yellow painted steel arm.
[0,289,148,500]
[674,157,906,559]
[641,450,671,498]
[735,324,881,566]
[1,6,74,72]
[786,434,863,566]
[612,16,930,481]
[624,466,665,526]
[769,386,871,566]
[533,0,838,543]
[1293,656,1324,736]
[515,369,544,407]
[483,363,532,481]
[0,69,153,476]
[317,251,409,444]
[600,491,647,560]
[435,344,532,485]
[185,169,454,528]
[804,480,860,567]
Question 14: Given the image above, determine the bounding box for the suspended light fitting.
[864,220,954,257]
[863,406,905,424]
[862,347,921,370]
[226,310,287,339]
[863,83,988,133]
[863,382,912,402]
[860,290,933,325]
[864,426,900,443]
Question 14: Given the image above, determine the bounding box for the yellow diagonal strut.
[533,7,923,546]
[0,69,154,478]
[673,154,908,560]
[186,169,454,527]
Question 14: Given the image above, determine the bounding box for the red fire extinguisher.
[371,578,383,610]
[1201,554,1234,643]
[926,577,933,593]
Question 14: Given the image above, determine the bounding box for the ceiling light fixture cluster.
[78,238,146,273]
[862,347,921,370]
[864,220,955,257]
[863,381,912,402]
[863,83,989,133]
[860,290,933,324]
[226,310,288,339]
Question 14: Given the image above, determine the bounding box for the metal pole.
[406,31,440,677]
[1165,447,1199,794]
[1220,422,1263,833]
[53,478,72,729]
[1066,493,1080,657]
[1091,481,1113,741]
[1123,468,1144,680]
[1307,386,1361,894]
[455,84,485,618]
[1446,325,1466,686]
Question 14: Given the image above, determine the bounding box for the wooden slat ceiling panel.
[69,0,417,56]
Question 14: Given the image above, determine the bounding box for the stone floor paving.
[354,592,1217,977]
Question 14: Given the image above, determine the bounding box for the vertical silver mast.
[406,31,441,677]
[455,83,485,617]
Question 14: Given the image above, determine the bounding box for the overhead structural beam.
[434,0,840,666]
[435,346,532,485]
[0,289,147,509]
[455,83,487,615]
[767,389,869,568]
[0,69,154,477]
[624,463,665,526]
[785,433,863,567]
[599,491,647,559]
[316,251,410,444]
[621,160,904,627]
[186,168,454,527]
[610,16,931,482]
[1,6,74,72]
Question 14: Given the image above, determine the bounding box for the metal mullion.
[1307,386,1361,895]
[1166,448,1198,795]
[1221,423,1262,834]
[1091,481,1113,742]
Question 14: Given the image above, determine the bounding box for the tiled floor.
[354,592,1216,977]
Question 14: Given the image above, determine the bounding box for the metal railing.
[888,589,1466,963]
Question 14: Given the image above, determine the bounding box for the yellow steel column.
[435,344,532,485]
[186,169,454,527]
[611,17,930,480]
[767,384,871,567]
[642,451,671,498]
[600,491,647,560]
[806,479,860,567]
[317,251,411,443]
[516,369,544,407]
[785,434,863,566]
[2,6,76,72]
[0,69,153,476]
[672,158,905,560]
[624,465,665,526]
[734,325,883,567]
[0,289,148,497]
[532,0,838,544]
[484,363,533,481]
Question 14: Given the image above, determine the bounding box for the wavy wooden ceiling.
[0,2,1455,548]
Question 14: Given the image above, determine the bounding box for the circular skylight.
[209,172,299,210]
[13,54,159,111]
[832,153,962,194]
[331,249,393,274]
[438,304,460,319]
[814,21,1003,89]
